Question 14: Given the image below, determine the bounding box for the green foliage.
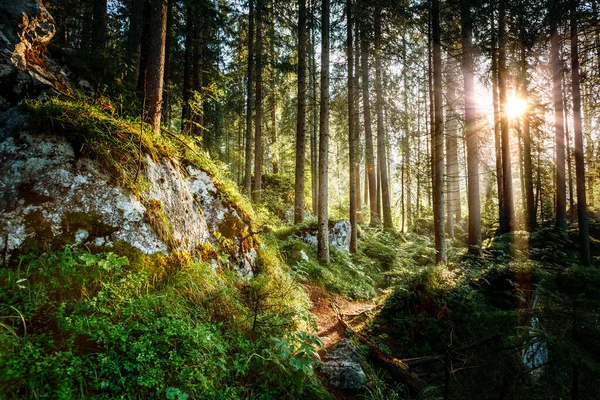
[260,173,295,220]
[0,246,327,399]
[276,234,379,301]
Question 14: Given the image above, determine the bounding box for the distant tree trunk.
[402,37,412,230]
[491,9,504,227]
[309,22,319,215]
[461,0,481,253]
[294,0,307,223]
[181,8,194,134]
[252,0,264,202]
[563,72,574,220]
[499,0,515,232]
[361,30,378,227]
[570,0,591,265]
[375,8,393,230]
[432,0,446,263]
[244,0,255,194]
[161,0,173,127]
[125,0,144,86]
[348,0,358,252]
[143,0,167,134]
[355,23,363,225]
[270,2,279,174]
[136,1,151,93]
[550,0,567,232]
[192,14,206,139]
[445,66,458,239]
[91,0,107,51]
[318,0,330,264]
[428,16,434,210]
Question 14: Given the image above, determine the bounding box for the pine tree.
[294,0,307,223]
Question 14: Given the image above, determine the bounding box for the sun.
[505,95,527,119]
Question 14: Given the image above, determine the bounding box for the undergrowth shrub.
[0,246,327,399]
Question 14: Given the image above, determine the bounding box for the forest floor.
[307,284,378,357]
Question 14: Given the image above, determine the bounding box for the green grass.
[0,245,328,399]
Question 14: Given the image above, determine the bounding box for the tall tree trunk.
[192,13,206,139]
[161,0,173,128]
[136,1,151,93]
[375,8,393,230]
[309,19,319,215]
[361,30,378,227]
[570,0,591,265]
[91,0,107,51]
[491,9,504,228]
[550,0,567,232]
[270,2,279,174]
[461,0,481,253]
[499,0,515,232]
[252,0,264,202]
[244,0,255,194]
[563,74,574,220]
[181,8,194,134]
[521,43,536,231]
[432,0,446,263]
[125,0,144,86]
[348,0,358,252]
[446,65,458,239]
[143,0,167,134]
[355,22,363,225]
[318,0,330,264]
[294,0,307,223]
[402,37,412,230]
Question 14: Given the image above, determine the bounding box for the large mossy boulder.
[0,109,257,275]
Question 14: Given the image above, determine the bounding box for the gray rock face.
[0,0,69,109]
[301,220,352,252]
[0,120,256,275]
[319,339,366,390]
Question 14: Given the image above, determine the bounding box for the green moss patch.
[25,97,256,228]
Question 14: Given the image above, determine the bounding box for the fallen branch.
[333,305,424,394]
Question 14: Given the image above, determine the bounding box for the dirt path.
[307,284,376,357]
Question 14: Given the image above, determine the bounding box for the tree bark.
[181,7,194,134]
[445,64,458,239]
[125,0,144,86]
[491,9,504,228]
[161,0,174,128]
[252,0,264,202]
[91,0,107,51]
[309,17,319,215]
[570,0,591,265]
[520,40,536,231]
[432,0,446,263]
[294,0,307,223]
[318,0,330,264]
[498,0,515,233]
[361,29,378,227]
[270,2,279,174]
[375,8,393,230]
[143,0,167,134]
[461,0,481,253]
[355,21,363,225]
[244,0,255,194]
[348,0,358,252]
[550,0,567,232]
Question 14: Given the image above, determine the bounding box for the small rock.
[319,339,366,390]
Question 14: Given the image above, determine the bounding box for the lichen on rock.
[0,117,258,275]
